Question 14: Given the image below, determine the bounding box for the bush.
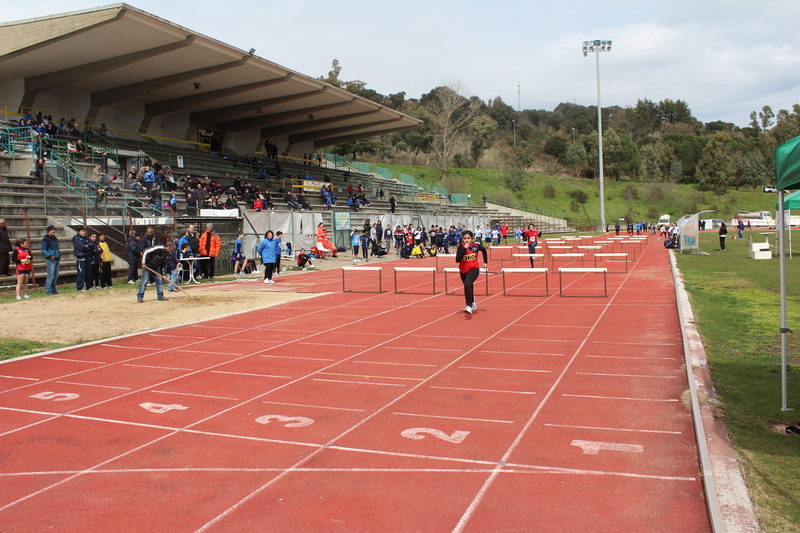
[505,167,529,192]
[622,184,639,201]
[567,189,589,203]
[543,184,556,198]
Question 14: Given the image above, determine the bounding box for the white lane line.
[211,371,291,379]
[430,386,536,396]
[42,357,106,364]
[383,346,462,352]
[459,366,551,373]
[189,324,243,329]
[563,394,679,402]
[498,338,576,343]
[150,390,239,401]
[480,350,565,356]
[592,341,677,346]
[261,400,365,412]
[122,364,194,371]
[55,381,132,390]
[393,412,514,424]
[297,342,368,347]
[409,334,483,339]
[0,375,38,381]
[176,350,244,356]
[258,354,334,361]
[585,355,676,360]
[312,378,406,387]
[575,372,677,379]
[544,423,681,435]
[353,361,437,367]
[149,333,206,339]
[100,344,153,350]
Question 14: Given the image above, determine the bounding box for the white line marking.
[575,372,677,379]
[498,338,576,343]
[176,350,244,356]
[544,423,681,435]
[430,386,536,395]
[592,341,677,346]
[563,394,679,402]
[585,355,676,360]
[100,344,153,350]
[189,324,243,329]
[384,346,462,352]
[297,342,367,347]
[150,390,239,401]
[122,364,194,371]
[393,412,514,424]
[459,366,551,373]
[312,378,406,387]
[0,375,38,381]
[41,357,105,364]
[211,371,291,379]
[149,333,206,339]
[353,361,437,367]
[55,381,132,390]
[480,350,565,356]
[261,401,365,412]
[571,440,644,455]
[258,354,334,361]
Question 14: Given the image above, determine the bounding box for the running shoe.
[471,300,477,311]
[464,306,472,314]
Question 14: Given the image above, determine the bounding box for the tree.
[759,105,774,130]
[629,98,661,137]
[469,114,497,166]
[504,167,529,192]
[319,59,342,87]
[749,111,760,132]
[422,82,483,177]
[563,142,588,178]
[695,132,735,193]
[544,134,569,161]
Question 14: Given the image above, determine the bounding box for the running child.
[455,230,487,315]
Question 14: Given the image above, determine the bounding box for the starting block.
[501,268,550,296]
[394,267,439,294]
[342,266,386,293]
[558,267,608,297]
[442,267,491,295]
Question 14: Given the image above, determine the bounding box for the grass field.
[675,229,800,532]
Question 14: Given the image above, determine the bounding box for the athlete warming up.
[455,230,487,315]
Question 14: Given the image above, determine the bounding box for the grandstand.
[0,4,569,290]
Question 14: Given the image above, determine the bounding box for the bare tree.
[423,81,483,177]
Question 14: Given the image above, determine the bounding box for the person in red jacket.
[198,223,221,279]
[455,230,487,315]
[522,223,541,267]
[12,238,32,300]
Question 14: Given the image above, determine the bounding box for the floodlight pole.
[512,120,516,148]
[584,39,611,230]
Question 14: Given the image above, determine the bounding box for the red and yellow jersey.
[457,243,485,273]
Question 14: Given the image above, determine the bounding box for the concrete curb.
[670,250,761,533]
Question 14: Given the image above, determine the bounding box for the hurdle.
[558,267,608,297]
[488,245,514,263]
[576,245,603,256]
[435,254,457,272]
[442,267,491,296]
[501,268,550,296]
[619,239,645,253]
[550,252,585,272]
[593,252,630,273]
[545,245,574,252]
[394,266,439,294]
[342,266,386,293]
[512,253,545,268]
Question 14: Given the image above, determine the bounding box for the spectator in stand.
[12,238,32,300]
[284,191,302,211]
[0,218,12,277]
[198,223,221,279]
[185,191,197,217]
[98,233,113,288]
[125,230,140,284]
[297,191,312,211]
[41,225,61,295]
[73,227,93,291]
[195,183,206,209]
[390,194,397,214]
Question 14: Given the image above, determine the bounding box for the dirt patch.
[1,285,321,345]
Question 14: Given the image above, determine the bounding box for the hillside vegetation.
[378,163,776,224]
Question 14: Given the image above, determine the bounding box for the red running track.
[0,234,711,532]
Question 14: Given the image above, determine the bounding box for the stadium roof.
[0,4,420,152]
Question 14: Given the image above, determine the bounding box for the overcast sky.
[4,0,799,127]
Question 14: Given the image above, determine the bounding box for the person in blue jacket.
[257,230,280,284]
[72,227,93,291]
[41,225,61,295]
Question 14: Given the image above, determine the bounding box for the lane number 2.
[401,428,470,444]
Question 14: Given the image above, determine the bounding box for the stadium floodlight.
[583,39,612,230]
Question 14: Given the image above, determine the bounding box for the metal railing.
[485,195,569,219]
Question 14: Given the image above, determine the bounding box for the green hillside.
[379,163,776,223]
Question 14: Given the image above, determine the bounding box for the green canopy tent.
[775,135,800,411]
